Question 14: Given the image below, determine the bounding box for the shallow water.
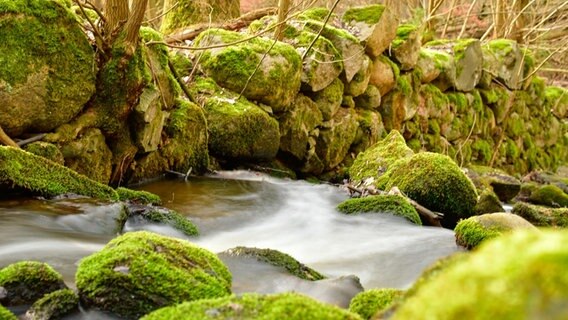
[0,171,459,317]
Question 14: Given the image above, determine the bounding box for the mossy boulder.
[126,204,199,237]
[545,86,568,119]
[0,261,66,306]
[369,55,397,96]
[390,24,422,70]
[465,166,522,202]
[348,288,403,320]
[0,146,118,200]
[316,108,359,171]
[310,78,344,121]
[526,184,568,207]
[512,202,568,227]
[377,152,478,228]
[160,0,240,35]
[116,187,161,205]
[0,306,16,320]
[24,288,78,320]
[393,230,568,319]
[416,48,455,88]
[278,94,323,162]
[482,39,526,90]
[194,29,301,112]
[193,78,280,161]
[424,39,483,92]
[23,142,65,165]
[142,292,362,320]
[337,195,421,225]
[342,5,398,58]
[349,130,413,185]
[59,128,113,184]
[474,189,505,214]
[76,231,231,319]
[0,0,96,137]
[454,212,536,249]
[221,247,325,281]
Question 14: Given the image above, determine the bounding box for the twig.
[73,0,108,54]
[458,0,478,39]
[16,134,46,147]
[167,59,197,104]
[238,36,279,99]
[144,1,180,24]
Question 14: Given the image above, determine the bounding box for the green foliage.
[76,231,231,319]
[225,247,325,281]
[0,146,118,200]
[142,292,362,320]
[116,187,162,205]
[349,288,403,320]
[337,195,422,225]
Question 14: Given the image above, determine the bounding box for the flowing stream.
[0,171,459,318]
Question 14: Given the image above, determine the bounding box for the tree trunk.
[274,0,291,40]
[493,0,507,38]
[124,0,149,55]
[513,0,529,43]
[104,0,129,36]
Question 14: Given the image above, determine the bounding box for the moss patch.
[223,247,325,281]
[528,184,568,208]
[337,195,421,225]
[0,305,16,320]
[342,5,386,24]
[117,187,162,205]
[76,231,230,319]
[128,206,199,237]
[142,292,362,320]
[0,261,66,306]
[26,288,78,320]
[0,146,118,200]
[512,202,568,227]
[349,288,403,320]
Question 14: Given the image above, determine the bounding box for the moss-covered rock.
[390,24,422,70]
[379,73,420,131]
[474,189,505,214]
[310,78,344,121]
[454,212,536,249]
[424,39,483,91]
[316,108,359,171]
[545,86,568,119]
[160,0,240,34]
[393,230,568,319]
[512,202,568,227]
[416,48,455,89]
[24,288,78,320]
[482,39,526,90]
[192,78,280,161]
[369,55,397,96]
[351,109,384,155]
[0,146,118,200]
[142,292,362,320]
[194,29,301,112]
[0,0,96,137]
[349,130,413,185]
[116,187,161,205]
[126,204,199,236]
[342,5,398,58]
[0,261,66,306]
[131,87,168,153]
[23,142,65,165]
[0,305,16,320]
[221,247,325,281]
[337,195,421,225]
[377,152,478,228]
[76,231,231,319]
[278,94,323,162]
[348,288,403,320]
[526,184,568,207]
[345,55,372,97]
[466,165,521,202]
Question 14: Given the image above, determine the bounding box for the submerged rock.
[0,146,118,200]
[337,195,421,225]
[348,288,403,320]
[142,292,363,320]
[454,212,536,249]
[24,288,78,320]
[125,204,199,237]
[393,230,568,319]
[194,29,301,112]
[512,202,568,227]
[0,0,96,136]
[377,152,478,228]
[76,231,231,319]
[0,261,66,306]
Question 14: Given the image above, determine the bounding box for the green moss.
[160,0,239,34]
[142,292,362,320]
[116,187,162,205]
[0,305,16,320]
[474,189,505,214]
[512,202,568,227]
[337,195,422,225]
[393,230,568,319]
[224,247,325,281]
[0,146,118,200]
[342,5,386,24]
[26,288,78,320]
[405,252,469,298]
[471,139,492,163]
[377,152,478,228]
[23,141,65,165]
[446,91,468,113]
[454,217,505,249]
[528,184,568,207]
[396,74,413,96]
[137,207,199,236]
[392,24,418,48]
[0,261,65,306]
[349,288,403,320]
[349,130,414,183]
[76,231,231,319]
[298,7,333,21]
